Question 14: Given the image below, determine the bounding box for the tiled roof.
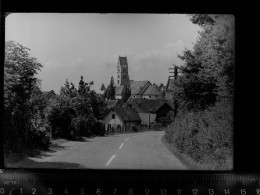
[105,100,119,109]
[143,85,162,96]
[118,56,128,66]
[130,80,151,95]
[112,107,140,122]
[128,98,170,113]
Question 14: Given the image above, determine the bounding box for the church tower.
[116,56,129,86]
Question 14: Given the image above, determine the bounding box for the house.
[114,56,163,100]
[105,99,124,109]
[102,107,141,133]
[142,84,163,100]
[128,98,174,126]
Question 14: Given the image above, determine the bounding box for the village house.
[115,56,163,101]
[142,84,163,100]
[102,106,141,134]
[105,99,124,109]
[128,98,174,127]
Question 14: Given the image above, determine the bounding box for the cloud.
[70,57,82,67]
[128,40,186,84]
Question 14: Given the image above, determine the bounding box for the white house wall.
[139,113,156,125]
[103,111,123,131]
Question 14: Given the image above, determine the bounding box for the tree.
[100,83,106,93]
[173,14,234,111]
[106,76,115,100]
[121,81,131,102]
[48,76,107,139]
[4,41,46,150]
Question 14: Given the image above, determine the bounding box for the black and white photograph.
[4,13,234,170]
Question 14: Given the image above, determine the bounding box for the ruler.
[0,170,260,194]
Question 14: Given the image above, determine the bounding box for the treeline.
[165,15,234,169]
[4,41,108,152]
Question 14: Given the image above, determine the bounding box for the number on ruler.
[129,188,133,195]
[113,188,117,195]
[192,189,198,195]
[0,188,4,194]
[96,188,101,195]
[80,188,85,195]
[32,188,36,194]
[64,188,68,194]
[240,189,247,195]
[48,188,52,194]
[144,188,149,195]
[160,188,166,195]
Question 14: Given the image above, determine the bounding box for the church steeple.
[116,56,129,86]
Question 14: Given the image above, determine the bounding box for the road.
[23,131,187,170]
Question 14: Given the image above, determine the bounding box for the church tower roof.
[117,56,128,67]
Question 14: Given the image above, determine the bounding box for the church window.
[112,114,115,119]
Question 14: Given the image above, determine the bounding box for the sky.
[5,13,201,94]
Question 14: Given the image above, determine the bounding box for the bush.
[27,129,50,149]
[48,97,76,139]
[165,101,233,169]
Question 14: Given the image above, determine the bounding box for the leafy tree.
[173,14,234,111]
[4,41,48,150]
[165,15,234,169]
[48,76,107,139]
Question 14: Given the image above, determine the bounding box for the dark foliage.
[47,76,108,140]
[165,15,234,169]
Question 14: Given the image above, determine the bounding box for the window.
[118,75,120,78]
[123,69,126,72]
[118,69,120,72]
[149,96,151,98]
[112,114,115,119]
[118,80,119,84]
[123,75,126,79]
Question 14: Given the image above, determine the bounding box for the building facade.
[116,56,129,86]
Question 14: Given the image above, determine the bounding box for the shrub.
[27,128,50,149]
[164,101,233,169]
[47,97,76,139]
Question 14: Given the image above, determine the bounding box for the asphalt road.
[26,130,187,170]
